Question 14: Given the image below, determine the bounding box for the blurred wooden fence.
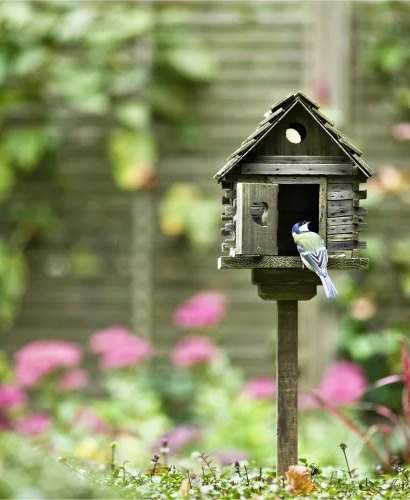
[3,1,388,390]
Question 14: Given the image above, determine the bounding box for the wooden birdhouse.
[215,91,371,301]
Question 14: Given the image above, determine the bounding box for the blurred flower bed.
[1,289,407,479]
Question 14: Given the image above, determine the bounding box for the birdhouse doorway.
[277,183,320,256]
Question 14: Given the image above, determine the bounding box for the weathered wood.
[328,200,367,218]
[255,155,352,165]
[297,92,320,109]
[227,138,256,161]
[218,256,369,270]
[267,175,325,185]
[224,222,235,232]
[327,223,366,234]
[258,284,317,301]
[327,240,366,251]
[221,214,234,222]
[236,182,278,255]
[327,215,364,225]
[243,121,274,143]
[222,195,231,205]
[310,106,335,126]
[276,300,298,476]
[339,137,363,156]
[224,205,236,216]
[327,190,367,201]
[224,174,268,184]
[242,164,354,176]
[258,107,284,127]
[327,232,359,242]
[252,268,321,285]
[270,92,295,112]
[319,178,327,242]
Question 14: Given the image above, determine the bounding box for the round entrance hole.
[285,122,307,144]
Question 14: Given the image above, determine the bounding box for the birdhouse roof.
[214,91,373,181]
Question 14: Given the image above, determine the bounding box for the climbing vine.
[0,1,218,326]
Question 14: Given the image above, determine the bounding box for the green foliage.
[0,1,218,326]
[365,1,410,118]
[1,436,407,500]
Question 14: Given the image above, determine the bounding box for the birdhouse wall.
[326,177,367,256]
[220,175,367,259]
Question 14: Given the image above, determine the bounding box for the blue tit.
[291,221,338,299]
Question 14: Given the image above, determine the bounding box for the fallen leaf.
[178,478,191,497]
[285,465,317,495]
[145,465,169,475]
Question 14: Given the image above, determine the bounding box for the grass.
[3,435,410,500]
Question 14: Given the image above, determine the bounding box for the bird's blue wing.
[297,245,328,277]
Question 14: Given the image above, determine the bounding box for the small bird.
[292,221,338,299]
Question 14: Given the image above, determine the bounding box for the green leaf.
[0,153,15,203]
[56,7,96,42]
[159,183,200,237]
[186,199,220,249]
[109,128,157,191]
[164,47,218,82]
[2,128,48,171]
[13,48,48,76]
[115,101,150,129]
[0,2,33,29]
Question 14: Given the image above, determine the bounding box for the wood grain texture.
[258,284,317,301]
[327,232,359,242]
[236,182,278,255]
[327,201,367,218]
[218,256,369,269]
[319,178,327,243]
[255,155,351,164]
[276,300,298,476]
[327,223,366,234]
[327,240,366,251]
[327,215,364,225]
[252,268,321,285]
[241,164,354,175]
[267,175,325,184]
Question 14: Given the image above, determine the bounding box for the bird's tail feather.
[319,274,338,299]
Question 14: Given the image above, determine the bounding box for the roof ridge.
[214,92,373,181]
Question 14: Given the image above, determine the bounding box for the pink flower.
[0,385,26,409]
[89,325,153,370]
[171,335,220,368]
[89,325,134,354]
[393,123,410,140]
[241,377,277,400]
[73,408,108,434]
[58,369,89,392]
[154,425,203,455]
[14,340,82,387]
[17,413,51,436]
[319,361,367,406]
[173,292,226,329]
[298,392,318,410]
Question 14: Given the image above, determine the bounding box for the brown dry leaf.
[178,478,191,497]
[285,465,317,495]
[145,465,169,476]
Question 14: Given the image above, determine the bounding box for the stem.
[340,444,352,478]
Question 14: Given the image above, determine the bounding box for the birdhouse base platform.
[218,256,369,270]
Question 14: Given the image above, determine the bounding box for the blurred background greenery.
[1,0,410,496]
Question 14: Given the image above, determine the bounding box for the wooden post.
[276,300,298,476]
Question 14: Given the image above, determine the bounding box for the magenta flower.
[154,425,203,455]
[173,292,226,329]
[89,325,134,353]
[89,325,152,370]
[298,392,318,410]
[17,413,51,436]
[319,361,367,406]
[241,377,277,400]
[73,408,108,434]
[58,369,89,392]
[0,385,26,409]
[14,340,82,387]
[171,335,220,368]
